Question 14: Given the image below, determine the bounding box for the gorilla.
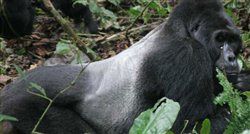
[0,0,35,39]
[33,0,98,34]
[0,0,248,133]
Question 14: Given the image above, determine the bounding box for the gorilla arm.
[0,65,97,133]
[227,70,250,92]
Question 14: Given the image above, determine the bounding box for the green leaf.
[55,40,72,55]
[101,7,117,20]
[241,130,250,134]
[29,82,47,97]
[73,0,88,6]
[129,6,143,17]
[13,64,25,78]
[16,48,26,55]
[129,109,151,134]
[243,91,250,98]
[166,131,175,134]
[88,1,100,13]
[107,0,121,6]
[215,69,250,133]
[200,119,211,134]
[148,2,159,10]
[0,114,18,122]
[129,97,180,134]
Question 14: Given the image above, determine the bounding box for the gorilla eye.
[216,35,224,42]
[191,23,200,32]
[215,33,226,43]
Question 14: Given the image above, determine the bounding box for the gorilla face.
[188,5,242,74]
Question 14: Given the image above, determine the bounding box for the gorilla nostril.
[228,55,236,62]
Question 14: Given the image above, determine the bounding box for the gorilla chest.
[76,88,150,133]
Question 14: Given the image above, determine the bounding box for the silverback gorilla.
[0,0,35,39]
[0,0,247,133]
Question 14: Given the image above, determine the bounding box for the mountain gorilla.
[0,0,249,133]
[0,0,34,39]
[33,0,98,34]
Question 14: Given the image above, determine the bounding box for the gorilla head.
[169,0,242,73]
[0,0,246,134]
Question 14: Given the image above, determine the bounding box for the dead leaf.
[0,75,12,85]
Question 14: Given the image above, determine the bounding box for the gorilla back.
[0,0,244,133]
[0,0,34,39]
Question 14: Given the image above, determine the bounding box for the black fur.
[0,0,245,133]
[0,0,98,39]
[227,70,250,92]
[0,0,35,39]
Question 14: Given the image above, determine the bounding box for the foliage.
[55,39,72,55]
[73,0,120,29]
[13,64,25,78]
[29,82,47,97]
[128,0,170,23]
[0,114,18,122]
[214,69,250,134]
[223,0,249,25]
[129,97,180,134]
[242,32,250,47]
[73,0,170,29]
[200,119,211,134]
[55,39,93,64]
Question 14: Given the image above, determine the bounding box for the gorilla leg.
[2,99,95,134]
[69,4,98,34]
[38,107,96,134]
[81,7,98,34]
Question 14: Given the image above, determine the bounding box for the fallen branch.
[42,0,99,60]
[98,21,164,45]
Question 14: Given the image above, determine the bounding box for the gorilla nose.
[225,50,236,63]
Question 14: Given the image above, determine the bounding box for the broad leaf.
[29,82,47,97]
[55,40,71,55]
[200,119,211,134]
[129,97,180,134]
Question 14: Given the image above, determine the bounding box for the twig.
[125,0,154,45]
[27,51,44,60]
[30,62,90,134]
[100,21,163,44]
[41,0,99,60]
